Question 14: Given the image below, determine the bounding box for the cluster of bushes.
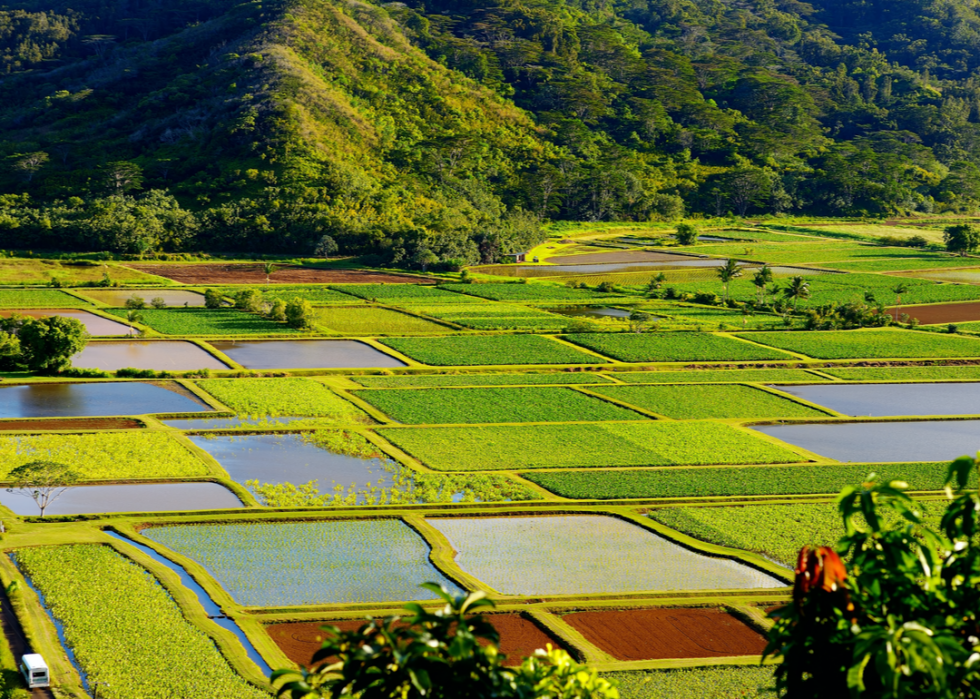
[216,289,315,329]
[0,314,87,373]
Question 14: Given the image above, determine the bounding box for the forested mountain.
[1,0,980,261]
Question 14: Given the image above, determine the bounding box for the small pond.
[427,514,784,595]
[78,289,207,307]
[0,482,242,515]
[72,341,229,371]
[549,306,632,319]
[751,419,980,462]
[142,520,464,606]
[0,381,212,418]
[773,382,980,417]
[163,416,309,429]
[188,433,390,494]
[1,309,132,335]
[210,340,406,369]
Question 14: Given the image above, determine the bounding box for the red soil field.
[267,614,560,668]
[126,264,427,285]
[888,301,980,325]
[564,608,767,662]
[0,417,143,431]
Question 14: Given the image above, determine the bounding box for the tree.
[263,262,277,283]
[18,316,88,373]
[13,152,48,183]
[103,161,143,194]
[204,289,223,309]
[314,235,339,258]
[150,297,167,309]
[943,224,980,256]
[717,258,744,301]
[6,461,79,516]
[273,584,619,699]
[125,310,144,336]
[766,456,980,698]
[412,247,439,273]
[753,265,774,304]
[628,310,653,333]
[783,276,811,311]
[235,289,262,313]
[268,299,287,322]
[674,223,699,245]
[285,297,314,329]
[891,283,909,320]
[125,295,145,309]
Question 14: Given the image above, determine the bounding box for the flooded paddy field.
[0,381,212,418]
[773,382,980,416]
[72,341,228,371]
[209,340,406,369]
[77,289,207,307]
[1,309,132,335]
[0,482,242,515]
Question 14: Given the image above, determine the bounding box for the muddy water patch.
[210,340,406,369]
[0,482,242,515]
[72,341,228,371]
[0,381,212,418]
[752,419,980,462]
[78,289,207,307]
[549,306,633,319]
[773,382,980,417]
[1,309,131,335]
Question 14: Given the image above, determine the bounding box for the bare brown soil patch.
[126,264,428,285]
[0,417,143,431]
[564,608,766,661]
[548,251,697,265]
[267,614,559,668]
[888,301,980,325]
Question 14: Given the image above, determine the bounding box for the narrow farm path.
[0,593,55,699]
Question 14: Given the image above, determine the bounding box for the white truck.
[20,653,50,689]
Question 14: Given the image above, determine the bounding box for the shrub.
[124,295,145,309]
[285,297,314,329]
[203,288,223,309]
[234,288,262,313]
[150,297,167,309]
[675,222,699,245]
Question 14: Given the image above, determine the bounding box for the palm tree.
[263,261,276,283]
[783,275,811,311]
[752,265,773,304]
[125,309,143,336]
[717,259,744,302]
[891,282,909,321]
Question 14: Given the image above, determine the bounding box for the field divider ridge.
[400,514,498,596]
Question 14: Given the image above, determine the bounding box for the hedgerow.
[565,332,794,362]
[587,384,829,419]
[524,462,959,499]
[376,421,804,471]
[196,378,370,420]
[15,544,267,699]
[380,335,607,366]
[355,386,645,424]
[739,329,980,359]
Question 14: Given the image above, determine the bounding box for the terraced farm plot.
[650,502,942,567]
[353,372,615,388]
[821,365,980,382]
[315,306,451,335]
[107,308,300,335]
[0,432,207,480]
[228,285,361,305]
[142,521,463,606]
[378,421,804,471]
[612,667,775,699]
[614,368,828,383]
[330,284,481,303]
[15,545,267,699]
[0,288,90,307]
[565,332,794,362]
[658,305,787,330]
[380,334,606,366]
[197,378,370,420]
[355,386,646,424]
[403,303,580,332]
[427,515,784,595]
[587,384,830,419]
[739,329,980,359]
[524,462,957,500]
[817,257,980,273]
[440,282,631,303]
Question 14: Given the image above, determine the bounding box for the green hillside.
[2,0,980,260]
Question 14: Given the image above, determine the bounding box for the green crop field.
[524,462,957,499]
[612,667,775,699]
[586,384,830,419]
[377,421,804,471]
[352,372,615,388]
[0,432,207,481]
[821,365,980,381]
[316,306,451,335]
[355,386,646,424]
[108,308,301,335]
[403,303,582,332]
[380,334,606,365]
[739,329,980,359]
[227,285,362,305]
[816,257,980,273]
[613,368,828,383]
[0,260,162,286]
[0,288,91,307]
[197,378,370,420]
[440,282,633,303]
[15,544,267,699]
[656,305,790,331]
[565,332,794,362]
[330,284,482,302]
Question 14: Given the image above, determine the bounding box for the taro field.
[8,227,980,696]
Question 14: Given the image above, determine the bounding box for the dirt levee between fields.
[267,614,560,668]
[564,607,767,661]
[126,263,428,285]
